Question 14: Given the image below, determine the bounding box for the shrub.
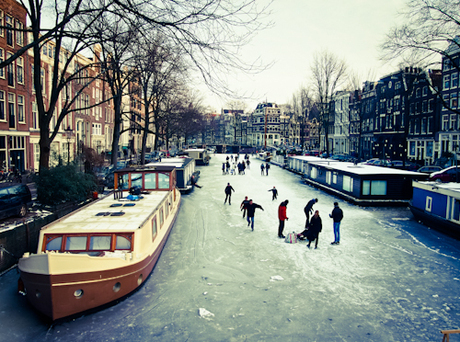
[36,164,97,206]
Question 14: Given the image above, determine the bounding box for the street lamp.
[64,126,73,164]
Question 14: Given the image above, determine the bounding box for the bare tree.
[310,50,348,154]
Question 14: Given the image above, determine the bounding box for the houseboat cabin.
[302,160,429,206]
[183,149,210,165]
[146,157,197,192]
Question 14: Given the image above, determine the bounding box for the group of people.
[222,155,250,175]
[277,197,343,249]
[260,162,270,175]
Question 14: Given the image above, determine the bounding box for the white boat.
[18,165,181,320]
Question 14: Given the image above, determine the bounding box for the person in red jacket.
[278,200,289,238]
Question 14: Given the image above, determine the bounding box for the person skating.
[240,196,250,218]
[224,183,235,205]
[278,200,289,238]
[260,163,265,175]
[268,186,278,200]
[306,210,322,249]
[329,202,343,245]
[191,175,202,188]
[246,199,264,231]
[265,162,270,175]
[304,198,318,228]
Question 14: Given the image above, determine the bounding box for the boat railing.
[441,329,460,341]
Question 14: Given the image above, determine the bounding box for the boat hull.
[410,204,460,239]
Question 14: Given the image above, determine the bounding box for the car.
[417,165,442,174]
[388,160,419,171]
[0,183,32,220]
[429,166,460,182]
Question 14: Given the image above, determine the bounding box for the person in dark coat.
[278,200,289,238]
[268,186,278,200]
[240,196,250,218]
[260,163,265,175]
[329,202,344,245]
[224,183,235,205]
[191,175,201,188]
[265,162,270,175]
[304,198,318,228]
[246,199,264,231]
[306,210,322,249]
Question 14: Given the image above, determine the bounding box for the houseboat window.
[362,180,387,195]
[333,172,338,184]
[343,176,353,192]
[160,208,164,227]
[425,197,432,212]
[118,174,129,190]
[131,173,142,188]
[453,199,460,221]
[311,167,317,179]
[66,236,87,251]
[158,173,170,189]
[165,201,169,217]
[152,216,157,240]
[89,236,111,250]
[326,171,331,184]
[115,236,131,250]
[45,236,62,251]
[144,173,156,189]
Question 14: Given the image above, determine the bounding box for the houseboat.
[146,157,198,193]
[302,160,429,206]
[410,181,460,237]
[18,165,181,320]
[286,155,333,175]
[183,148,210,165]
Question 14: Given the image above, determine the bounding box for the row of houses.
[201,40,460,166]
[0,0,156,173]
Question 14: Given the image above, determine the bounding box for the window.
[45,236,62,251]
[422,86,428,96]
[421,117,427,134]
[159,208,164,227]
[362,180,387,196]
[17,95,24,122]
[144,173,156,189]
[0,10,3,37]
[0,91,4,121]
[428,99,434,112]
[89,236,111,250]
[115,235,131,250]
[416,88,421,98]
[451,114,457,130]
[0,48,4,79]
[66,236,87,251]
[453,73,459,88]
[8,93,15,128]
[6,15,13,46]
[32,102,38,129]
[444,75,451,90]
[451,93,458,109]
[343,175,353,192]
[152,216,157,240]
[16,57,23,84]
[131,173,142,188]
[15,20,24,46]
[442,115,449,130]
[7,52,14,87]
[158,173,170,189]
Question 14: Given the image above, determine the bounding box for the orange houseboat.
[18,165,181,320]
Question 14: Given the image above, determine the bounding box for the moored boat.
[18,165,181,320]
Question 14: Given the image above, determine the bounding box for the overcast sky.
[201,0,408,112]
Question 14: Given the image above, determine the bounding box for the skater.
[304,198,318,228]
[261,163,265,175]
[222,163,226,174]
[306,210,322,249]
[224,183,235,205]
[265,162,270,175]
[246,199,264,231]
[329,202,343,245]
[191,175,202,188]
[278,200,289,238]
[268,186,278,200]
[240,196,250,218]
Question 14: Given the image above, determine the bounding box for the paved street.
[1,154,460,342]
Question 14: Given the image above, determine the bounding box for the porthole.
[74,289,84,298]
[137,274,143,285]
[113,282,121,292]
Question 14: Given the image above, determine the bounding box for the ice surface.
[1,153,460,341]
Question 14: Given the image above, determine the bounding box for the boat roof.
[414,180,460,195]
[288,156,334,162]
[184,148,206,152]
[307,160,422,176]
[42,191,169,234]
[115,165,176,173]
[145,157,194,168]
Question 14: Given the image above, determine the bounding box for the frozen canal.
[1,154,460,341]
